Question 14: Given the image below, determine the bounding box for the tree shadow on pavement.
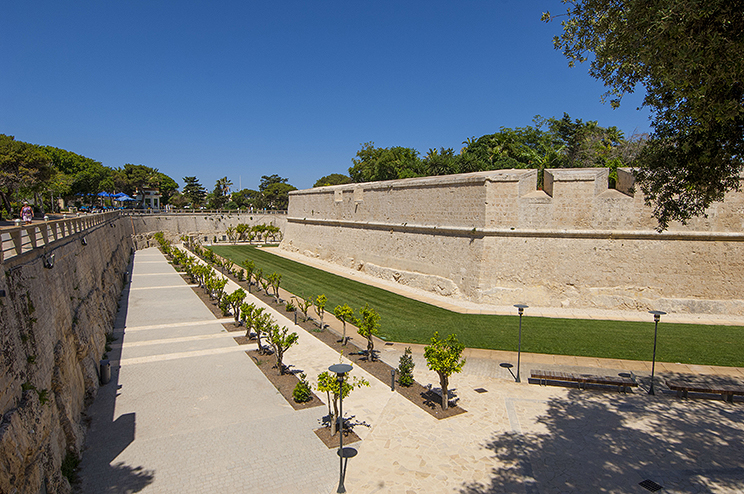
[460,388,744,493]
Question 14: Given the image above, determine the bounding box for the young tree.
[423,332,466,411]
[313,294,328,328]
[212,277,228,306]
[253,268,263,292]
[316,370,369,436]
[266,322,298,375]
[543,1,744,229]
[397,347,415,387]
[226,288,246,322]
[333,304,355,345]
[267,272,282,303]
[355,303,380,358]
[242,260,255,291]
[292,295,313,322]
[252,310,272,354]
[240,303,261,337]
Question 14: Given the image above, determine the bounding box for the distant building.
[136,188,161,210]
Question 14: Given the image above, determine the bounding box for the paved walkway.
[77,247,744,493]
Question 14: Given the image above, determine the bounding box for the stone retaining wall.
[0,215,133,493]
[280,169,744,314]
[127,212,287,248]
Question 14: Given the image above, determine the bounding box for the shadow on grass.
[459,389,744,493]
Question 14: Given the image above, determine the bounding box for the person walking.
[21,201,33,224]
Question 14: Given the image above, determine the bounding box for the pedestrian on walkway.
[21,201,33,224]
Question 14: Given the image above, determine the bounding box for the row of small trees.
[164,235,468,413]
[224,223,281,244]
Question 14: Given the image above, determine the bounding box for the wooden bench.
[531,369,638,393]
[665,379,744,403]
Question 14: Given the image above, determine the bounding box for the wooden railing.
[0,211,121,263]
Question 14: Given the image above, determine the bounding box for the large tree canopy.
[543,1,744,229]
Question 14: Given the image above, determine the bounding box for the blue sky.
[1,1,651,192]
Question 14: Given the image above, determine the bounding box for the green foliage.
[266,323,299,375]
[225,288,246,321]
[333,304,355,344]
[292,295,313,322]
[313,173,352,188]
[267,272,282,303]
[544,0,744,228]
[313,294,327,328]
[292,373,313,403]
[182,176,207,208]
[348,142,423,182]
[61,450,81,484]
[285,301,296,312]
[355,303,380,355]
[316,369,370,435]
[397,347,415,387]
[424,332,466,410]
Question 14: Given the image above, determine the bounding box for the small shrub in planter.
[397,347,415,387]
[293,373,313,403]
[285,301,296,312]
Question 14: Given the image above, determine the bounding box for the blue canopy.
[113,192,135,200]
[97,191,114,197]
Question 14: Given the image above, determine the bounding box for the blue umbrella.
[97,192,114,197]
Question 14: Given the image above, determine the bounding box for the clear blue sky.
[1,0,651,192]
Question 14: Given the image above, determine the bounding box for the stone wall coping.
[287,216,744,241]
[290,169,534,196]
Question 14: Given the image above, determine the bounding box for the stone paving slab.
[78,246,744,494]
[77,248,339,494]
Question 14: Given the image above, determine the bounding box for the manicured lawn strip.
[210,245,744,367]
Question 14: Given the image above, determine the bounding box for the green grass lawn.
[210,245,744,367]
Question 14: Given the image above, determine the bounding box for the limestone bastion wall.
[128,212,287,247]
[0,216,133,494]
[279,169,744,315]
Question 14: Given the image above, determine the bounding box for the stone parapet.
[281,169,744,315]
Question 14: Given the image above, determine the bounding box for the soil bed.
[245,350,324,411]
[193,250,467,419]
[245,282,467,419]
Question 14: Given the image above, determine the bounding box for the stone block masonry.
[0,215,133,494]
[127,211,287,248]
[280,169,744,315]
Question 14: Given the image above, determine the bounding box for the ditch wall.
[280,169,744,314]
[0,213,133,493]
[127,211,287,247]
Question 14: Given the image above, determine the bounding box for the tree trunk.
[331,396,339,435]
[439,373,449,410]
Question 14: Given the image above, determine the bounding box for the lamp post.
[329,363,353,493]
[648,310,666,395]
[514,304,528,383]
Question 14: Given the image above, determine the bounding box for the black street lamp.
[329,363,353,493]
[648,310,666,395]
[514,304,528,383]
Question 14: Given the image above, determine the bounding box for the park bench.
[665,379,744,403]
[531,369,638,393]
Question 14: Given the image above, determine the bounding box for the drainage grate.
[474,388,488,393]
[385,342,394,346]
[639,479,663,492]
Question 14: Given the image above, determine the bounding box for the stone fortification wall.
[0,215,133,493]
[280,169,744,314]
[128,211,287,247]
